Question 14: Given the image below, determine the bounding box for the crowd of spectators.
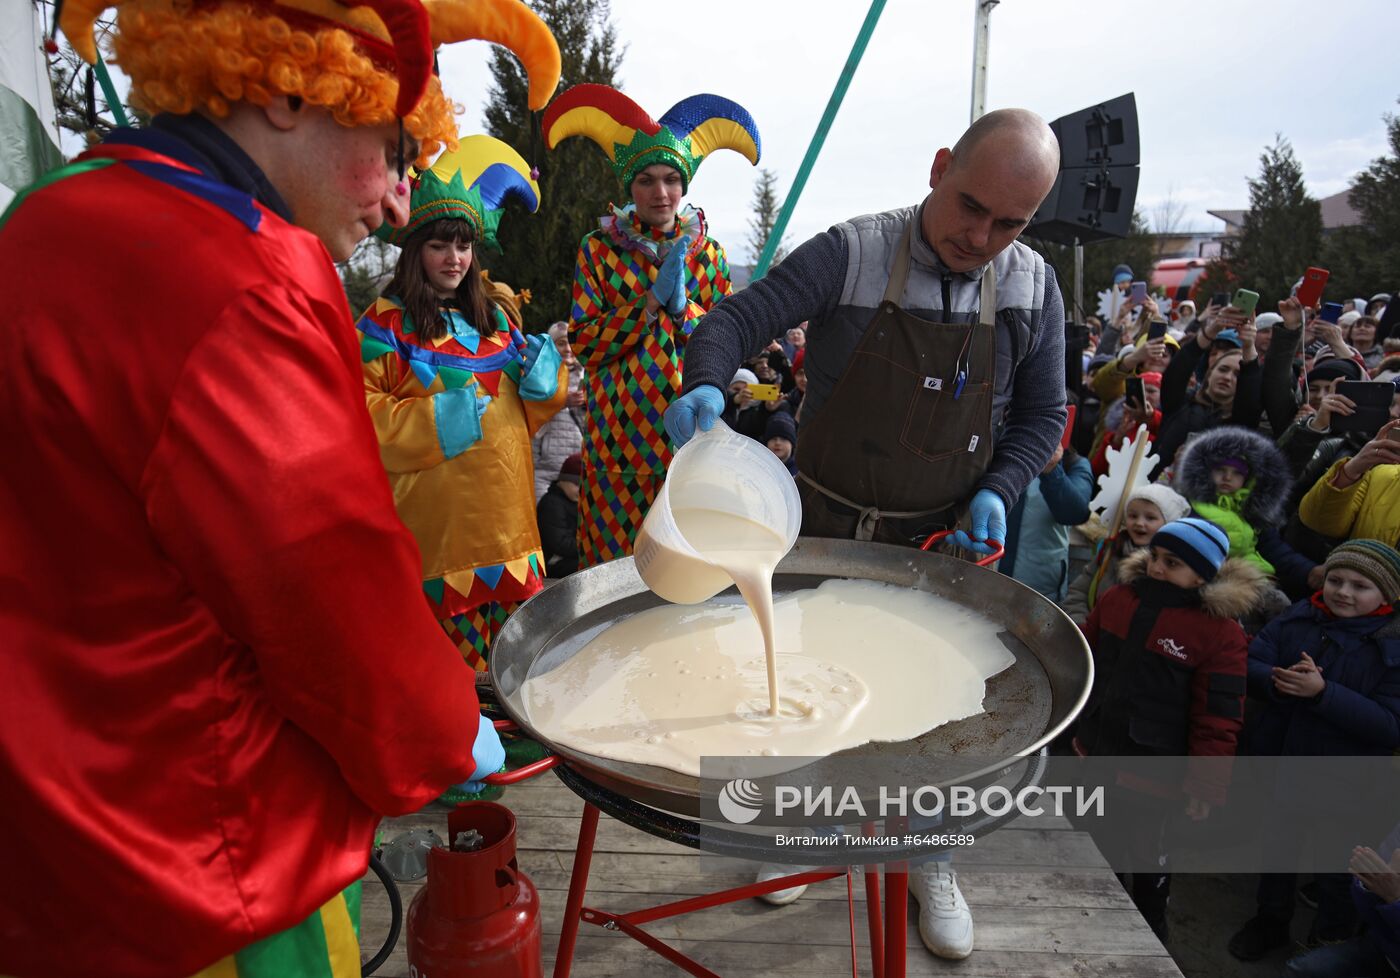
[1063,275,1400,972]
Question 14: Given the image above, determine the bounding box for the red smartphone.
[1060,404,1077,451]
[1296,267,1329,307]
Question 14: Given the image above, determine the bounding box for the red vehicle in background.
[1152,258,1212,305]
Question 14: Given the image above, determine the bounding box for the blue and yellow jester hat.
[380,134,540,249]
[542,84,761,194]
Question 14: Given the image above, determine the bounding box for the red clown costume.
[0,0,559,975]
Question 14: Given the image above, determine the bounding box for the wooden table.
[362,777,1184,977]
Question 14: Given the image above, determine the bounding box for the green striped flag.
[1,3,63,210]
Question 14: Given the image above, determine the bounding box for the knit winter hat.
[764,409,797,445]
[1138,371,1163,387]
[1217,457,1251,477]
[1307,357,1364,384]
[1112,264,1134,284]
[1127,484,1191,524]
[1152,517,1231,582]
[732,368,759,386]
[557,453,583,483]
[1324,540,1400,603]
[1255,313,1282,332]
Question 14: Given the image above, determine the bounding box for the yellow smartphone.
[747,383,781,402]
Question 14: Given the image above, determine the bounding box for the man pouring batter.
[666,108,1066,960]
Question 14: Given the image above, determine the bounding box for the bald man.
[666,109,1067,959]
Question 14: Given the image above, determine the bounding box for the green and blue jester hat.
[541,83,761,194]
[378,133,540,248]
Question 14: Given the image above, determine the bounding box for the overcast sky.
[437,0,1396,265]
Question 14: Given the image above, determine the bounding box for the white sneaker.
[909,863,974,959]
[754,863,811,906]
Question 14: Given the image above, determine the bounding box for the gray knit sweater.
[682,203,1067,508]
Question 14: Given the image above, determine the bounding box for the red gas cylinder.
[406,801,542,977]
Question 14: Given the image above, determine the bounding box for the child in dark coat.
[1079,517,1268,939]
[1228,539,1400,961]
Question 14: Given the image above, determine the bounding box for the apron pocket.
[898,377,992,462]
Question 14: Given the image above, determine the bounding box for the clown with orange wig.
[0,0,558,974]
[543,83,761,568]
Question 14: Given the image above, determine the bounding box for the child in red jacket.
[1078,516,1270,939]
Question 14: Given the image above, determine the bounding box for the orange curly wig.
[110,0,459,164]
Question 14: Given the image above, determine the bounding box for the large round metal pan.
[488,537,1093,818]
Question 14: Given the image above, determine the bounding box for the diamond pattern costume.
[570,205,732,565]
[544,85,758,566]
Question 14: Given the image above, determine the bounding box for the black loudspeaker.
[1026,93,1140,245]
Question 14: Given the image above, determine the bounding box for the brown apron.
[796,218,997,544]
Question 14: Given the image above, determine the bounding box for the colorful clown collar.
[379,134,539,248]
[542,84,761,193]
[599,203,706,261]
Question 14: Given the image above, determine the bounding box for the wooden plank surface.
[360,778,1184,978]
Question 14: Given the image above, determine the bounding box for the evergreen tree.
[479,0,623,328]
[1024,210,1157,323]
[746,168,786,266]
[338,237,397,318]
[1323,99,1400,300]
[1227,135,1322,309]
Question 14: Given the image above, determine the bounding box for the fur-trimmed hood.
[1175,426,1292,525]
[1119,548,1271,620]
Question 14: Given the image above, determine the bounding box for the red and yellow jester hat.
[60,0,561,166]
[542,83,761,194]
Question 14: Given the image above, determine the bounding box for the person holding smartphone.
[1298,414,1400,547]
[1150,303,1264,480]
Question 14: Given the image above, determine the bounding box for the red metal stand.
[552,803,914,978]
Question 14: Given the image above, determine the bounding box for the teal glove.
[456,714,506,792]
[652,236,692,316]
[949,489,1007,556]
[433,387,492,459]
[517,333,561,402]
[521,333,547,376]
[663,385,725,447]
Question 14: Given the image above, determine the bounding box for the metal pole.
[94,53,130,127]
[1073,237,1084,322]
[969,0,998,124]
[751,0,888,281]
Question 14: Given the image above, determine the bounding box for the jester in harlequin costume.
[359,135,567,670]
[542,84,760,567]
[0,0,558,975]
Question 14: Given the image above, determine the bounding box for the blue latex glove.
[457,713,506,792]
[433,388,492,459]
[651,236,692,316]
[663,384,725,448]
[948,489,1007,556]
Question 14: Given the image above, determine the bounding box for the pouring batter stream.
[669,507,787,715]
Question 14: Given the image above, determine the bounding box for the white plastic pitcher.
[634,421,802,604]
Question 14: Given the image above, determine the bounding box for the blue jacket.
[1352,821,1400,968]
[1246,599,1400,757]
[1003,453,1094,602]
